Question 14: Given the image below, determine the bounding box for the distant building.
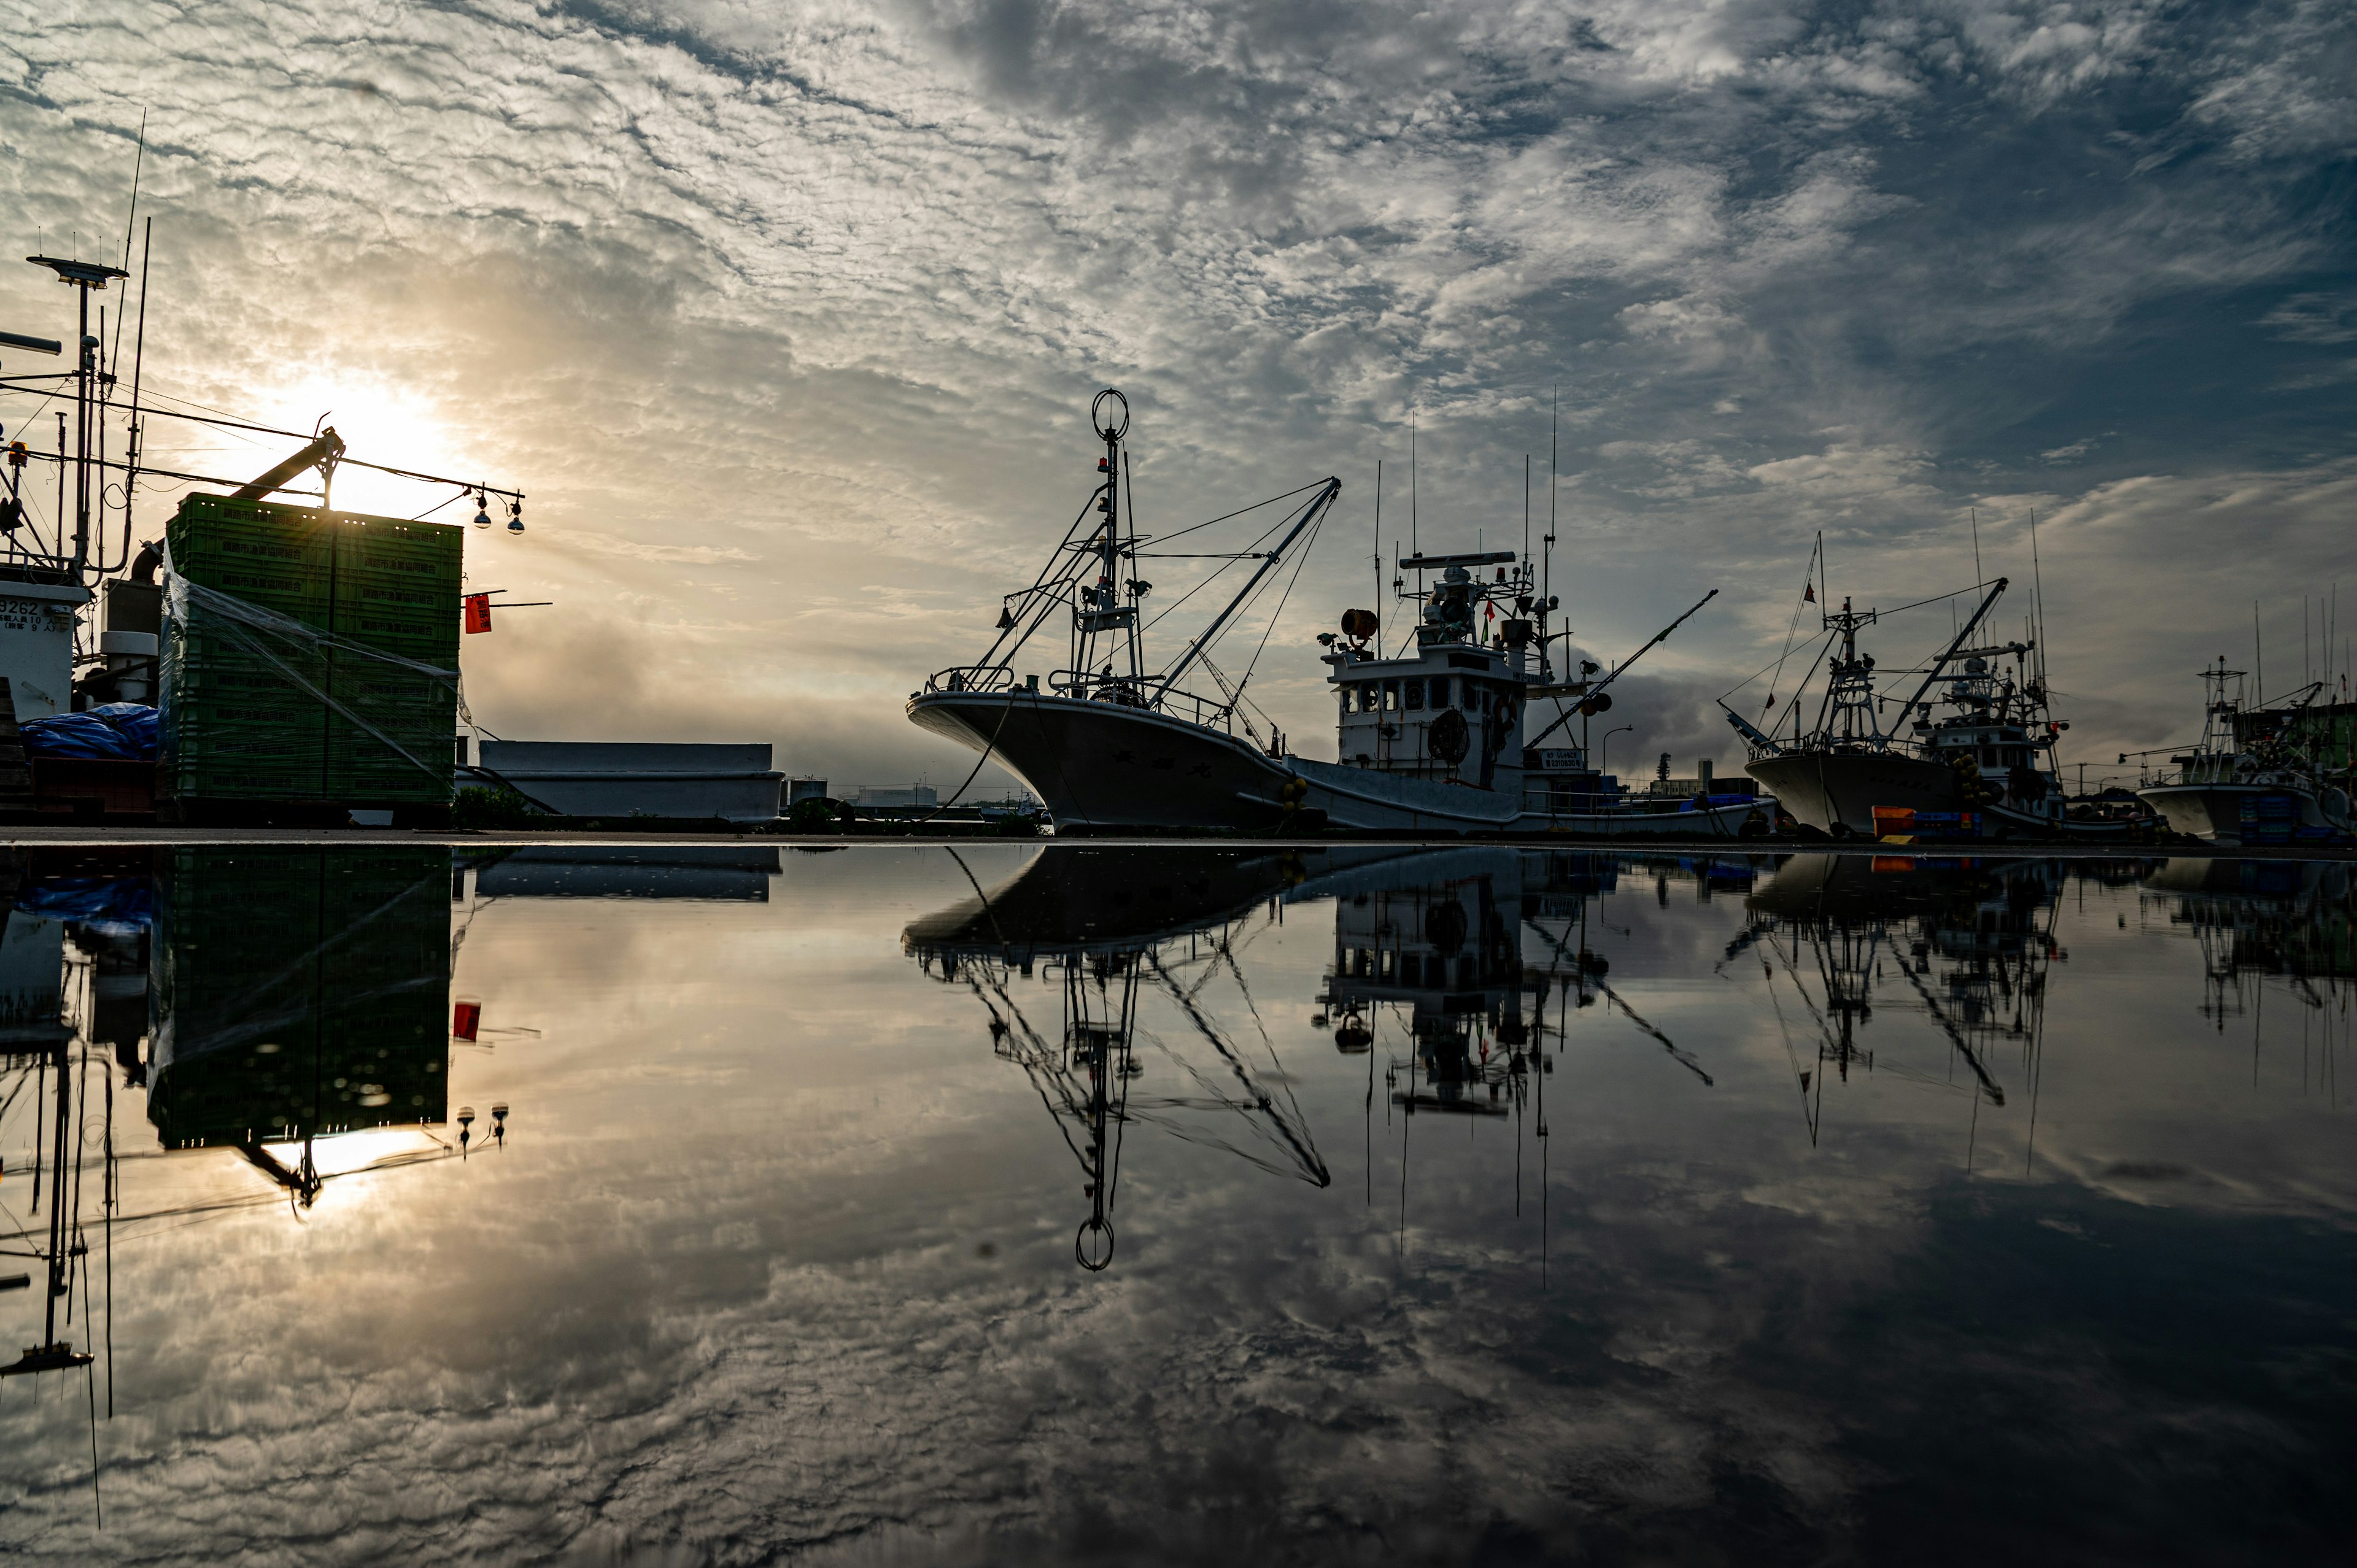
[788,777,830,805]
[475,741,783,822]
[856,784,938,811]
[2234,701,2356,778]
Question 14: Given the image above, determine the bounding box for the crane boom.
[1526,589,1718,750]
[233,428,346,504]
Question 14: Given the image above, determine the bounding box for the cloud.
[2259,292,2357,344]
[562,534,761,564]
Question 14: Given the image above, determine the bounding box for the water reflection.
[898,844,2357,1275]
[905,848,1333,1270]
[0,843,2348,1561]
[2144,857,2356,1030]
[0,847,506,1495]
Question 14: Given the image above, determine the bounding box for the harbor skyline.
[6,1,2353,789]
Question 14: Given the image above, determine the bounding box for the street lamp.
[1600,724,1634,778]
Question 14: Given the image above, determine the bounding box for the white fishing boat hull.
[1511,795,1773,838]
[910,692,1773,836]
[910,690,1299,832]
[1750,751,2129,840]
[2136,781,2350,844]
[1747,751,1959,835]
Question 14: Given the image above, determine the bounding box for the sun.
[238,373,484,520]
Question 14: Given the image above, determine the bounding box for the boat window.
[1358,683,1379,713]
[1404,679,1425,711]
[1383,680,1399,711]
[1399,953,1421,986]
[1379,948,1395,980]
[1433,677,1451,707]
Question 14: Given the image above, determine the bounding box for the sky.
[4,0,2355,797]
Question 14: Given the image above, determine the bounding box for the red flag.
[1803,583,1816,603]
[452,1000,481,1042]
[1763,693,1775,713]
[463,593,493,634]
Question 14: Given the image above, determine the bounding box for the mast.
[1069,389,1140,692]
[1544,387,1557,678]
[1809,598,1884,747]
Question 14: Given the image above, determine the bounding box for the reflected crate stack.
[145,847,452,1148]
[161,495,463,809]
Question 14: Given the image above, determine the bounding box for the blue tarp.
[20,703,160,762]
[14,876,154,929]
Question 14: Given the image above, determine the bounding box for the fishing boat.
[1724,575,2127,840]
[906,389,1345,832]
[908,389,1767,837]
[2133,659,2353,844]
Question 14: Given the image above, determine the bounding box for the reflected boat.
[1740,854,2080,1141]
[905,846,1341,1269]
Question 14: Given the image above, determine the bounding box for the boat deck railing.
[921,666,1241,735]
[923,665,1024,695]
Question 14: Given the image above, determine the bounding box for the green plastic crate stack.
[326,519,463,801]
[161,498,333,798]
[146,848,452,1149]
[164,494,463,806]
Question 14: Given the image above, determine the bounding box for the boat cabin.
[1910,655,2064,814]
[1321,558,1540,794]
[1319,554,1616,810]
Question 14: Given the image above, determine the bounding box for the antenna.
[112,110,147,371]
[1969,506,1983,586]
[1545,384,1557,622]
[118,110,147,272]
[1409,405,1417,559]
[106,217,154,576]
[2027,506,2047,689]
[1373,458,1383,660]
[2254,600,2263,706]
[1522,453,1530,566]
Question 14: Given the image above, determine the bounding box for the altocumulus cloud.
[1,0,2352,785]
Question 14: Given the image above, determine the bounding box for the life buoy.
[1428,707,1470,765]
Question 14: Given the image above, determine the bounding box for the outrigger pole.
[1895,577,2010,721]
[1525,589,1718,751]
[1153,478,1340,705]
